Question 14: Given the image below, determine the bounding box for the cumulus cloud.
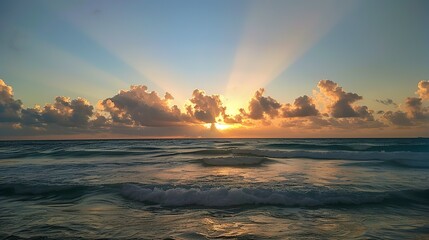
[236,82,382,129]
[42,97,94,127]
[0,77,428,138]
[18,96,94,129]
[243,88,282,120]
[376,98,397,107]
[317,80,367,118]
[382,82,429,126]
[416,80,429,100]
[0,79,22,122]
[404,97,426,120]
[186,89,225,123]
[98,85,184,127]
[382,111,413,126]
[282,95,319,117]
[317,80,358,117]
[0,79,97,135]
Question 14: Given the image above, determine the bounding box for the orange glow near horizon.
[203,122,237,131]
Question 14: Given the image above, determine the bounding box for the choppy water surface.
[1,138,429,239]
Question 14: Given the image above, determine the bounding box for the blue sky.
[0,0,428,138]
[1,0,428,110]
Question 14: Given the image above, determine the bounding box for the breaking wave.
[121,184,429,207]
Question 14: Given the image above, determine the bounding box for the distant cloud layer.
[376,98,397,107]
[0,78,428,138]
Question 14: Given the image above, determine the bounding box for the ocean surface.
[0,138,428,239]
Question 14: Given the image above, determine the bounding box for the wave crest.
[121,184,429,207]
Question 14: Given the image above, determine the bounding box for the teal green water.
[1,139,428,239]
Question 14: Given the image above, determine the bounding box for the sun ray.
[225,0,354,111]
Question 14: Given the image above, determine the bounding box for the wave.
[0,149,163,159]
[121,184,429,207]
[0,183,93,198]
[231,149,429,161]
[265,143,429,152]
[3,183,428,208]
[154,149,233,157]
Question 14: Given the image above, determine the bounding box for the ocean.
[0,138,428,239]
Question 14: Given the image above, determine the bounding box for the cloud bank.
[0,78,428,138]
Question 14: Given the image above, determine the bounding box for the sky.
[0,0,428,139]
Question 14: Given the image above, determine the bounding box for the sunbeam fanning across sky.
[49,0,248,106]
[1,1,429,239]
[0,0,428,139]
[225,0,354,111]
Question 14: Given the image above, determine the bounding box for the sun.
[203,123,232,131]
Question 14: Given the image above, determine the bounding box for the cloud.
[317,80,366,118]
[41,97,94,127]
[186,89,225,123]
[98,85,184,127]
[376,98,397,107]
[382,82,429,126]
[0,78,428,139]
[0,79,22,122]
[382,111,413,126]
[18,96,94,130]
[282,95,319,117]
[404,97,426,120]
[281,114,384,130]
[242,88,282,120]
[416,80,429,100]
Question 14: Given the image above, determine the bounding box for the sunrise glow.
[1,1,428,239]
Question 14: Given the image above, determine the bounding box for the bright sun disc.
[203,123,231,131]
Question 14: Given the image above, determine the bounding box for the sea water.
[0,138,428,239]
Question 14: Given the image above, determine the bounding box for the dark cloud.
[282,95,319,117]
[99,85,184,127]
[41,97,94,127]
[243,88,281,120]
[382,111,413,126]
[0,79,22,122]
[382,82,429,126]
[21,106,42,125]
[376,98,397,107]
[317,80,367,118]
[186,89,225,123]
[405,97,426,120]
[0,78,428,138]
[354,106,375,121]
[222,112,243,124]
[19,96,94,129]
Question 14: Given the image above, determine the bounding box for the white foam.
[232,149,429,161]
[201,156,266,166]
